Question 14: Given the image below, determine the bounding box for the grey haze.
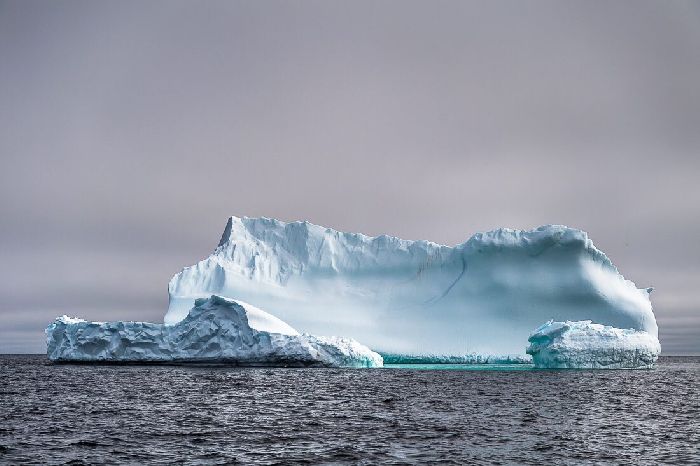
[1,0,698,353]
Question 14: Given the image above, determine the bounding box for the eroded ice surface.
[46,295,383,368]
[167,216,657,357]
[526,320,660,369]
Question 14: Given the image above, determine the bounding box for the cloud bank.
[1,0,698,353]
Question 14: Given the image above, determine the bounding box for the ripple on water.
[0,355,699,464]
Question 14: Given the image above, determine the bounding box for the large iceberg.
[46,295,383,368]
[527,320,661,369]
[167,217,658,359]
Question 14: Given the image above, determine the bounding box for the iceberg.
[167,217,658,360]
[527,320,661,369]
[46,295,383,368]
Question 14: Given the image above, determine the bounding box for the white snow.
[232,300,299,336]
[166,216,658,358]
[56,315,87,325]
[46,295,383,368]
[526,320,661,369]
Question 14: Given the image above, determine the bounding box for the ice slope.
[167,216,657,357]
[46,295,383,368]
[526,320,660,369]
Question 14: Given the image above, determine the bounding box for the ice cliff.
[527,320,660,369]
[46,295,383,368]
[167,216,657,359]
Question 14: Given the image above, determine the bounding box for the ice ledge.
[381,353,532,364]
[214,216,615,266]
[527,320,661,369]
[46,295,383,368]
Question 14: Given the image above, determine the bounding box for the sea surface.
[1,355,698,465]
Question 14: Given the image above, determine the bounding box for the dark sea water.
[1,355,699,465]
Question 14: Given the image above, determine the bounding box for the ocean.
[1,355,698,464]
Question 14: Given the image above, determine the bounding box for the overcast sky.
[1,0,699,353]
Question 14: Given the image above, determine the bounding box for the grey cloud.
[1,0,698,353]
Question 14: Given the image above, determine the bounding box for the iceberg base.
[527,320,660,369]
[46,295,383,368]
[380,353,532,365]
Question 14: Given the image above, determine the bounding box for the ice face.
[526,320,661,369]
[167,217,657,357]
[46,295,383,368]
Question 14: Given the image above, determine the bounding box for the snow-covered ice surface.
[527,320,661,369]
[167,216,658,359]
[46,295,383,368]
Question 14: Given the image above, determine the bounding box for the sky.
[1,0,699,354]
